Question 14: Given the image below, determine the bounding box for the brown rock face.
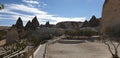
[56,21,83,29]
[101,0,120,32]
[15,17,23,29]
[82,20,89,27]
[89,16,100,27]
[32,16,39,27]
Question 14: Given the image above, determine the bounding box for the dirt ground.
[0,39,6,46]
[45,39,120,58]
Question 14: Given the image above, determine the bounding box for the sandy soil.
[45,39,120,58]
[0,39,6,46]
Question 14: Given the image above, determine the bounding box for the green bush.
[0,30,7,40]
[27,34,41,46]
[82,29,96,36]
[65,29,97,37]
[34,28,65,41]
[65,30,79,38]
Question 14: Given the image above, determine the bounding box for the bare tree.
[102,33,120,58]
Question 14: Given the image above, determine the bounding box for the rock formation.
[25,20,33,30]
[101,0,120,32]
[81,20,89,27]
[45,21,50,27]
[32,16,39,28]
[15,17,23,29]
[25,16,40,30]
[56,21,83,29]
[89,16,100,27]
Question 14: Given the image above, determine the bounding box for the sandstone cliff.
[101,0,120,32]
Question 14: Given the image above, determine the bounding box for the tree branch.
[107,43,114,56]
[116,41,120,49]
[103,39,114,55]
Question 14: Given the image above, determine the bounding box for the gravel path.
[45,39,120,58]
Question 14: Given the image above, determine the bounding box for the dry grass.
[0,26,9,30]
[0,39,6,46]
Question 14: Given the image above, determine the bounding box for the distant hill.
[56,21,83,29]
[0,26,9,30]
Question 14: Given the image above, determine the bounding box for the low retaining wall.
[29,44,47,58]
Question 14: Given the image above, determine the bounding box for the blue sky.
[0,0,104,26]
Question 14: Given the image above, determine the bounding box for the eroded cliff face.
[101,0,120,32]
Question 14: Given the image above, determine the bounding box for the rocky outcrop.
[89,16,100,27]
[81,16,100,28]
[101,0,120,32]
[25,20,33,30]
[45,21,50,27]
[56,21,83,29]
[15,17,23,29]
[32,16,39,28]
[25,16,40,30]
[81,20,89,27]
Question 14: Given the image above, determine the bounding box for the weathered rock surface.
[101,0,120,32]
[89,16,100,27]
[32,16,39,28]
[56,21,83,29]
[15,17,23,29]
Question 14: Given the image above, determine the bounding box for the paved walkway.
[45,39,120,58]
[30,36,65,58]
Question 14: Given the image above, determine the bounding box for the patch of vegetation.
[65,29,98,38]
[0,30,7,40]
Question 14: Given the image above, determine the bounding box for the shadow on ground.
[58,40,86,44]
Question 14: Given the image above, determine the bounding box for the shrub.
[0,30,7,40]
[82,29,96,36]
[65,29,97,37]
[25,28,65,44]
[36,28,64,39]
[65,30,78,37]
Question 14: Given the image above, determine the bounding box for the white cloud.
[47,17,86,24]
[22,0,47,8]
[0,9,21,15]
[7,4,47,15]
[0,4,86,25]
[22,0,39,4]
[38,2,47,7]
